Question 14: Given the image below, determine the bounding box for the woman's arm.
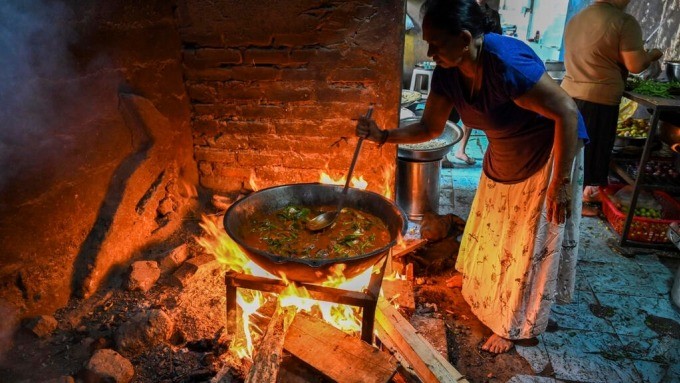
[513,73,579,223]
[357,91,452,144]
[621,48,663,74]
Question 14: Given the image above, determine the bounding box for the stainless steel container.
[395,117,463,220]
[396,158,441,221]
[666,61,680,82]
[545,61,565,84]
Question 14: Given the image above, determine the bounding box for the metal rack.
[224,255,388,344]
[610,91,680,247]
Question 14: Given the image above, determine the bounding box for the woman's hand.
[355,115,384,143]
[546,177,572,224]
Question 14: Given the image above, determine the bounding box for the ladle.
[306,106,373,231]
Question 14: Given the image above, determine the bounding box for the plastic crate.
[599,184,680,243]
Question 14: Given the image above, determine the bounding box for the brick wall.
[177,0,405,196]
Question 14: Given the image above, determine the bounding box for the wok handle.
[337,106,373,210]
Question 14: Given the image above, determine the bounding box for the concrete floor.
[434,131,680,383]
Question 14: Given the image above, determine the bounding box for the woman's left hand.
[546,178,572,224]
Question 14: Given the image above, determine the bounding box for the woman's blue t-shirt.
[431,33,588,183]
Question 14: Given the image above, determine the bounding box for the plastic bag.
[618,97,637,123]
[611,185,661,211]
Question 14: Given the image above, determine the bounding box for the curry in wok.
[241,205,391,260]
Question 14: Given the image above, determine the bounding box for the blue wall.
[560,0,591,60]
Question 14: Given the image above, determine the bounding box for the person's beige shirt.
[561,2,644,105]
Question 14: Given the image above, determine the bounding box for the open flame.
[382,165,394,200]
[195,171,399,359]
[248,173,260,192]
[319,172,368,189]
[319,167,394,199]
[197,215,373,360]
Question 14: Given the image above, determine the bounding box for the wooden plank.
[392,238,427,258]
[381,279,416,312]
[246,305,297,383]
[284,312,398,383]
[410,315,448,360]
[227,273,377,307]
[375,298,469,383]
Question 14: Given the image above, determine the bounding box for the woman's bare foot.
[481,334,514,354]
[445,273,462,288]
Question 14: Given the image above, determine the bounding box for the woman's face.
[423,23,468,69]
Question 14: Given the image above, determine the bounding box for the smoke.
[0,0,75,192]
[0,299,19,363]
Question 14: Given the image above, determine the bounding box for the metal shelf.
[611,91,680,247]
[610,159,680,192]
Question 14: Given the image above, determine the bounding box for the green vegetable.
[628,79,680,98]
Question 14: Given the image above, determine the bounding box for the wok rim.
[223,182,408,270]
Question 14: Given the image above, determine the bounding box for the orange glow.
[196,215,276,278]
[278,276,315,311]
[180,180,198,199]
[233,289,265,359]
[197,166,395,361]
[352,175,368,190]
[196,214,374,361]
[248,173,260,192]
[318,172,368,190]
[381,165,395,199]
[383,270,406,281]
[390,233,408,254]
[315,264,374,332]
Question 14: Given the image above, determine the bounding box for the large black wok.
[223,183,407,283]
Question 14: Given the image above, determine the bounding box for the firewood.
[284,312,398,383]
[374,297,469,383]
[392,238,427,259]
[381,279,416,312]
[246,304,297,383]
[420,213,466,242]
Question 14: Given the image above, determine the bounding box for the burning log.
[375,297,468,383]
[246,304,297,383]
[283,312,398,383]
[392,238,428,259]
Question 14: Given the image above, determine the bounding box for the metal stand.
[612,92,680,248]
[225,255,388,344]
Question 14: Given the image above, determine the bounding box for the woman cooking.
[357,0,589,353]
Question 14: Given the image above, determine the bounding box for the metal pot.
[666,61,680,82]
[223,183,407,283]
[397,117,463,161]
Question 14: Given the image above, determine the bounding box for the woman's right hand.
[356,115,382,143]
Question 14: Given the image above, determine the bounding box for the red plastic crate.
[599,184,680,243]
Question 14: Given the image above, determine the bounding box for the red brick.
[243,48,290,65]
[212,165,252,179]
[328,68,377,83]
[237,151,284,167]
[231,66,281,81]
[248,135,337,152]
[194,147,237,163]
[182,48,242,69]
[199,175,243,193]
[198,161,213,176]
[185,82,217,104]
[316,86,375,103]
